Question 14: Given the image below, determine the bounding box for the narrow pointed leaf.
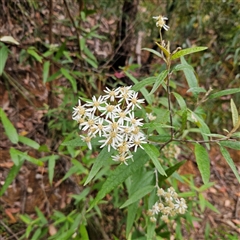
[0,158,24,196]
[155,42,170,58]
[0,108,18,144]
[120,185,155,208]
[0,44,8,75]
[84,147,112,186]
[194,144,210,184]
[219,145,240,183]
[208,88,240,99]
[43,61,50,84]
[149,70,168,95]
[220,140,240,150]
[181,57,198,97]
[143,144,166,176]
[19,136,40,149]
[230,99,239,127]
[132,77,157,92]
[88,149,148,211]
[142,47,162,58]
[171,47,207,60]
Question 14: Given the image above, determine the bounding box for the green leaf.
[18,135,40,149]
[71,187,91,204]
[60,68,77,92]
[230,99,239,127]
[19,214,32,224]
[194,144,210,184]
[124,71,152,104]
[155,42,170,58]
[79,225,89,240]
[171,47,207,60]
[88,149,148,211]
[0,108,18,144]
[142,47,162,58]
[126,202,138,237]
[120,185,155,208]
[0,36,19,45]
[219,145,240,183]
[172,63,193,72]
[173,92,187,109]
[180,57,199,97]
[208,88,240,100]
[48,155,59,185]
[31,228,42,240]
[187,87,206,94]
[27,47,43,63]
[43,61,50,84]
[219,140,240,150]
[143,144,166,176]
[158,160,186,182]
[0,44,9,75]
[132,76,157,92]
[85,57,98,69]
[84,147,113,185]
[149,70,168,95]
[0,158,24,196]
[35,207,48,224]
[205,200,220,214]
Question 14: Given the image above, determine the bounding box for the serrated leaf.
[18,135,40,149]
[87,149,148,211]
[0,36,19,45]
[219,145,240,183]
[142,47,162,58]
[0,158,24,196]
[43,61,50,84]
[208,88,240,100]
[143,144,166,176]
[194,144,210,184]
[120,185,155,208]
[0,108,18,144]
[230,99,239,127]
[124,71,152,104]
[132,76,157,92]
[171,47,207,60]
[0,44,9,75]
[149,70,168,95]
[84,147,112,185]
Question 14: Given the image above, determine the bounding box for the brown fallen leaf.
[0,162,14,168]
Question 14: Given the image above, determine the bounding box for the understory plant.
[0,12,240,240]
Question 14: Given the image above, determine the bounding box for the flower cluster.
[152,15,169,31]
[147,187,187,223]
[72,86,146,165]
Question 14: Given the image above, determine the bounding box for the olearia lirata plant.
[71,13,240,239]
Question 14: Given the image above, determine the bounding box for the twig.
[0,220,18,240]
